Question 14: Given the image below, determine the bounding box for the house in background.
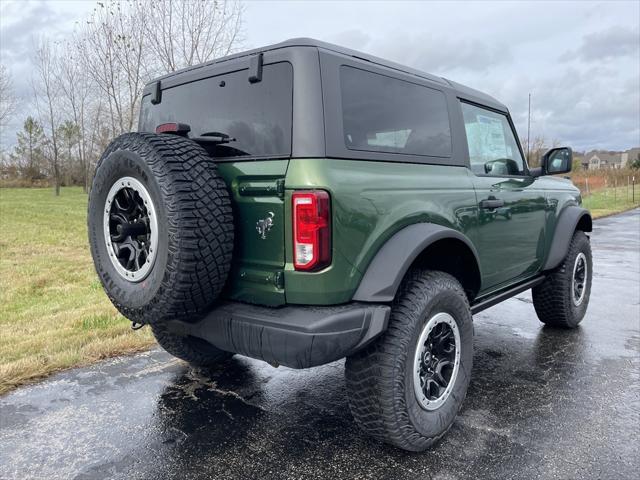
[584,151,619,169]
[621,148,640,168]
[583,148,640,169]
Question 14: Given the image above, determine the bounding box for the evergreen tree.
[12,117,46,180]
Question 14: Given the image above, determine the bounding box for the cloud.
[327,30,513,75]
[0,1,63,62]
[0,1,72,107]
[326,29,371,51]
[1,0,639,153]
[500,66,640,151]
[386,35,513,74]
[559,26,640,62]
[317,26,635,150]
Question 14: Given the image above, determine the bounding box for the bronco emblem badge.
[256,211,274,240]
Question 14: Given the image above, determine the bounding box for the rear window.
[139,62,293,158]
[340,66,451,157]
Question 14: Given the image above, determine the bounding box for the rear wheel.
[151,323,233,367]
[345,270,473,451]
[533,230,592,328]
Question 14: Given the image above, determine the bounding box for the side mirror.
[542,147,572,175]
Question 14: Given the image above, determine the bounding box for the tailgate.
[217,160,288,306]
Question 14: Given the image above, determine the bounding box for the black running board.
[471,275,545,315]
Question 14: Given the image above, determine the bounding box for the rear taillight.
[155,123,191,135]
[292,191,331,271]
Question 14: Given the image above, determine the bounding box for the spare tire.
[88,133,234,326]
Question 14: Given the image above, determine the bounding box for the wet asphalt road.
[1,209,639,480]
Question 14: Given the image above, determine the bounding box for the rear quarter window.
[139,62,293,158]
[340,65,451,158]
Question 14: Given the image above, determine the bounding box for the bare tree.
[75,0,243,137]
[58,120,81,185]
[4,0,244,188]
[0,64,19,131]
[77,0,148,135]
[58,40,93,192]
[521,135,562,167]
[34,40,62,195]
[140,0,243,73]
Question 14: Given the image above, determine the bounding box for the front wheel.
[345,270,473,451]
[533,230,592,328]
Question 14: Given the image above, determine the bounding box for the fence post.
[614,177,616,205]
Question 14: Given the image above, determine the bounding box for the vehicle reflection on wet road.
[1,209,639,480]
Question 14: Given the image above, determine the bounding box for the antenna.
[527,93,531,163]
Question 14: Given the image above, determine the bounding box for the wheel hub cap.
[413,312,461,411]
[103,176,158,282]
[571,252,587,306]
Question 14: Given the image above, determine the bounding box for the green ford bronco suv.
[88,38,593,451]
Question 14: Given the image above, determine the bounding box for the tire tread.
[90,133,234,325]
[345,270,472,451]
[532,230,591,328]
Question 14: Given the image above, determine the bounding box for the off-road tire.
[532,230,592,328]
[88,133,234,326]
[345,270,473,451]
[151,322,233,367]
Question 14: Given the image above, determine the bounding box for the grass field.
[581,185,640,218]
[0,185,638,395]
[0,187,153,395]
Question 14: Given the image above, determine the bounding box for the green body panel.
[217,158,581,307]
[217,160,289,306]
[470,174,580,298]
[471,176,548,290]
[534,176,583,268]
[283,159,479,305]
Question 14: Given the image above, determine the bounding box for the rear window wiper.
[193,131,236,144]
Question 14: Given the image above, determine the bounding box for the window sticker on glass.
[467,114,507,161]
[460,102,524,176]
[367,130,411,148]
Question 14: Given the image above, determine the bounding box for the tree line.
[0,0,243,193]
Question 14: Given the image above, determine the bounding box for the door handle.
[480,197,505,209]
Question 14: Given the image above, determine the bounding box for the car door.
[460,101,547,291]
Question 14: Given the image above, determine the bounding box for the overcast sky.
[1,0,639,152]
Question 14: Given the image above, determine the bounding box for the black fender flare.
[543,206,592,271]
[352,223,481,302]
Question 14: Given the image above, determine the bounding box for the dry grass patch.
[0,187,154,395]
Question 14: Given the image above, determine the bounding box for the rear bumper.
[165,301,390,369]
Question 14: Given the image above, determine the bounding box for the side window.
[340,66,451,157]
[461,102,524,176]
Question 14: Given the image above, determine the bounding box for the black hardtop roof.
[147,37,506,111]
